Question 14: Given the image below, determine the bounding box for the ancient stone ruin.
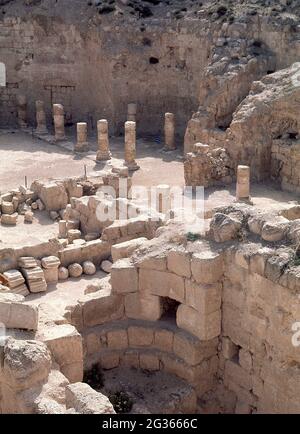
[0,0,300,415]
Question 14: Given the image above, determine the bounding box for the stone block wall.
[100,232,300,413]
[0,82,18,127]
[0,14,209,137]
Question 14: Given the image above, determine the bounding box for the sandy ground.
[1,130,299,209]
[26,270,107,316]
[0,129,299,247]
[0,129,185,191]
[0,210,58,248]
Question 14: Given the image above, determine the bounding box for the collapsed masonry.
[184,52,300,191]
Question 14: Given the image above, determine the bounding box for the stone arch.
[0,63,6,87]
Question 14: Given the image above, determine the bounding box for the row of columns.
[17,96,177,153]
[17,96,251,195]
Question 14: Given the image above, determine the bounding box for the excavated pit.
[89,366,196,414]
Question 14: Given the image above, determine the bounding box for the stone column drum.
[127,103,137,122]
[156,184,171,215]
[164,112,176,151]
[236,165,251,201]
[96,119,111,161]
[75,122,89,153]
[53,104,65,141]
[35,100,48,135]
[17,95,28,129]
[124,121,139,171]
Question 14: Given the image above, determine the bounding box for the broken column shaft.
[75,122,89,153]
[35,100,48,135]
[53,104,65,141]
[96,119,111,161]
[164,112,176,151]
[124,121,139,171]
[236,165,251,202]
[17,95,28,129]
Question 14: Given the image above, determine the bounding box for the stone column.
[124,121,139,171]
[156,184,171,215]
[236,165,251,202]
[17,95,28,129]
[96,119,111,161]
[127,103,137,122]
[75,122,89,153]
[164,112,176,151]
[35,100,48,135]
[53,104,65,141]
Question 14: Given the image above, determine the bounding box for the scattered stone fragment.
[21,266,47,293]
[2,269,29,296]
[24,211,34,223]
[68,229,82,244]
[1,201,14,215]
[58,266,69,280]
[210,213,242,242]
[68,263,83,278]
[18,257,38,269]
[83,261,96,276]
[1,213,18,225]
[101,260,113,273]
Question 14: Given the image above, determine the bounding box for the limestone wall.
[216,246,300,414]
[0,14,208,137]
[95,226,300,414]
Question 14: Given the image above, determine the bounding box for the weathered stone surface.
[177,304,221,341]
[167,249,191,278]
[184,145,232,188]
[107,329,128,349]
[185,280,222,315]
[41,256,60,269]
[0,293,38,330]
[3,338,51,392]
[1,212,18,225]
[139,269,185,303]
[78,288,124,328]
[173,331,217,366]
[101,260,112,273]
[125,292,162,321]
[83,261,96,276]
[22,266,47,293]
[111,237,147,262]
[111,259,138,294]
[59,240,110,267]
[128,326,154,347]
[210,213,242,243]
[68,263,83,279]
[39,324,83,383]
[66,383,115,414]
[58,266,69,280]
[39,183,68,212]
[191,251,223,284]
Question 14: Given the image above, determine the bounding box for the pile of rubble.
[184,143,233,188]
